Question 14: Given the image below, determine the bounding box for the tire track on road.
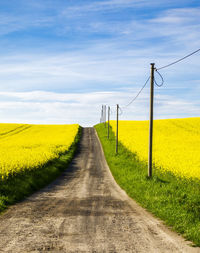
[0,127,199,252]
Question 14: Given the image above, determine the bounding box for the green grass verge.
[0,126,82,213]
[95,123,200,247]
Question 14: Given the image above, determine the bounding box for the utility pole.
[116,104,119,154]
[100,105,102,123]
[104,105,107,127]
[148,63,155,178]
[101,105,103,123]
[108,106,110,139]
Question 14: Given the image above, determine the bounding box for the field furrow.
[0,124,79,179]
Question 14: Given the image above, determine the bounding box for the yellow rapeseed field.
[110,118,200,179]
[0,123,79,179]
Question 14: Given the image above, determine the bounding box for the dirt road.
[0,127,199,253]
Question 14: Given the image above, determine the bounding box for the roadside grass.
[95,123,200,247]
[0,126,82,213]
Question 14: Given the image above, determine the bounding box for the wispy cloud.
[61,0,186,16]
[0,1,199,125]
[0,13,53,36]
[61,0,144,16]
[152,8,200,24]
[0,90,199,126]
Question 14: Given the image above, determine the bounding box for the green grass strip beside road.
[95,123,200,247]
[0,126,82,213]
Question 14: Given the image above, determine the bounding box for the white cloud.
[0,2,199,124]
[0,90,199,126]
[0,39,199,94]
[0,49,154,92]
[152,8,200,24]
[0,14,53,36]
[61,0,145,16]
[61,0,178,17]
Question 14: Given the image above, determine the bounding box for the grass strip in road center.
[0,126,82,213]
[95,123,200,247]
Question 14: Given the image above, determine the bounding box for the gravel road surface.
[0,127,199,253]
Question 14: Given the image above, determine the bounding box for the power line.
[157,48,200,70]
[110,68,164,110]
[107,48,200,110]
[123,76,150,107]
[118,106,123,116]
[154,68,164,87]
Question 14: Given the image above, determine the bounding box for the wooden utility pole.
[100,105,103,123]
[104,105,107,127]
[108,106,110,139]
[148,63,155,178]
[116,104,119,154]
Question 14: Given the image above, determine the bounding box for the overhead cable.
[118,106,123,116]
[154,68,164,87]
[157,48,200,70]
[124,76,150,107]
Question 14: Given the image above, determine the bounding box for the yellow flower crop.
[110,118,200,180]
[0,123,79,179]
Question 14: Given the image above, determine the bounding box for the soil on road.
[0,127,199,253]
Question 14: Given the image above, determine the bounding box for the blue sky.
[0,0,199,126]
